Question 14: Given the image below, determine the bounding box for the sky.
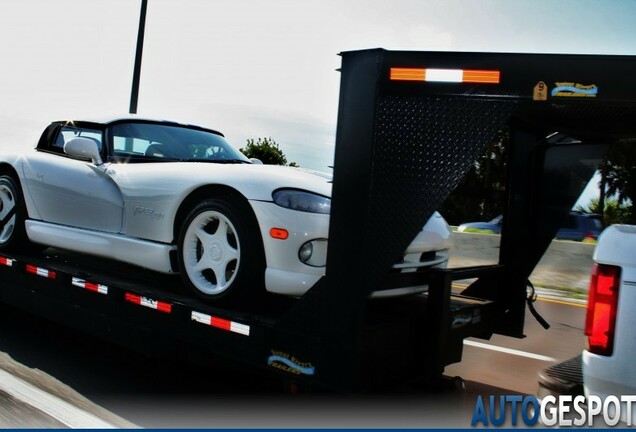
[1,0,636,206]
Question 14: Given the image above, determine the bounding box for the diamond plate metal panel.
[364,96,518,289]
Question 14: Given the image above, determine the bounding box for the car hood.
[106,162,332,202]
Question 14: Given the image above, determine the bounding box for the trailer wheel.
[178,198,265,303]
[0,175,32,252]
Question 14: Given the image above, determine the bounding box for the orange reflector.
[462,69,501,83]
[270,228,289,240]
[390,67,500,84]
[390,68,426,81]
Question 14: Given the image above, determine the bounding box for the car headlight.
[272,189,331,214]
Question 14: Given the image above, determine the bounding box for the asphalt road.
[447,296,586,395]
[0,292,586,428]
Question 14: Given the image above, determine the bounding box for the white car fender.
[107,162,331,244]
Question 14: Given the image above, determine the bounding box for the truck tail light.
[585,263,621,356]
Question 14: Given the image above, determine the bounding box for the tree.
[239,137,298,166]
[440,127,510,225]
[602,142,636,224]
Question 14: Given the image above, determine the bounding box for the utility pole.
[129,0,148,114]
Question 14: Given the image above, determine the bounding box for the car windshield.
[110,122,250,163]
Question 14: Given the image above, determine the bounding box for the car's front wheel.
[177,197,265,303]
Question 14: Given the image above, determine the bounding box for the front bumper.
[249,200,327,295]
[249,200,453,297]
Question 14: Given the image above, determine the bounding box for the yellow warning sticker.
[533,81,548,101]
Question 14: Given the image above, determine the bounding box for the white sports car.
[0,117,452,302]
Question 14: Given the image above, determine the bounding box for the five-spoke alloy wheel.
[178,197,264,302]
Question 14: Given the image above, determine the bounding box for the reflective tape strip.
[425,68,463,82]
[71,277,108,295]
[0,256,14,267]
[191,311,250,336]
[390,67,500,84]
[26,264,56,279]
[462,69,501,83]
[125,293,172,313]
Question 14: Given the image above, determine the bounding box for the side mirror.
[250,158,264,165]
[64,137,103,165]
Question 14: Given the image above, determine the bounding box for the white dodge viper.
[0,117,452,302]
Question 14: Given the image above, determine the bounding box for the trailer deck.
[0,248,492,391]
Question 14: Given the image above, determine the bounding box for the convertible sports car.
[0,117,452,302]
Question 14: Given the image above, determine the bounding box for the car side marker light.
[270,228,289,240]
[390,67,500,84]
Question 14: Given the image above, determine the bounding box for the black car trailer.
[2,49,636,392]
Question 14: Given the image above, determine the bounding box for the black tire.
[177,197,265,303]
[0,175,33,252]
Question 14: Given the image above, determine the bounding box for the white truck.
[538,224,636,424]
[583,224,636,423]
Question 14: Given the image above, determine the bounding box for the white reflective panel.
[425,69,463,83]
